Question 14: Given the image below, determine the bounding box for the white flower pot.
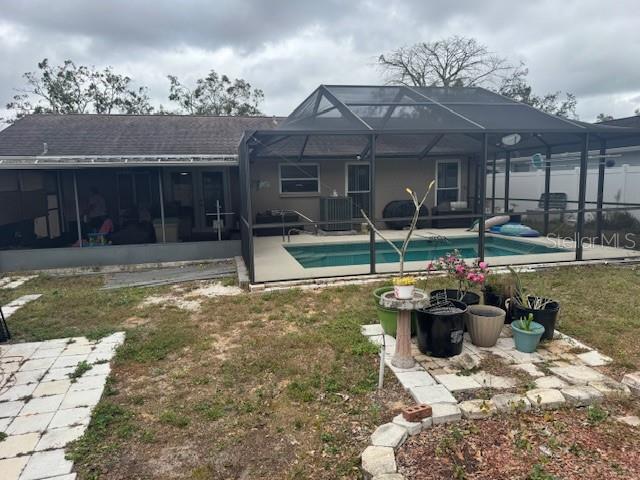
[394,285,415,299]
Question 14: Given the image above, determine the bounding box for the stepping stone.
[6,412,54,435]
[0,400,25,418]
[392,414,422,436]
[35,426,85,451]
[372,474,404,480]
[576,350,612,367]
[395,371,435,390]
[622,372,640,396]
[534,376,568,390]
[508,349,543,364]
[370,423,408,448]
[491,393,531,413]
[511,363,544,378]
[495,337,515,350]
[410,385,457,404]
[471,372,516,389]
[459,399,496,419]
[525,388,565,410]
[0,456,30,480]
[589,380,631,398]
[20,449,74,480]
[561,386,603,406]
[361,324,384,337]
[430,403,462,425]
[32,379,72,398]
[550,366,607,385]
[452,353,481,371]
[615,415,640,427]
[19,394,64,415]
[0,432,40,460]
[361,446,396,478]
[433,373,481,392]
[59,388,102,409]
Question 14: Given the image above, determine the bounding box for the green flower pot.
[373,286,416,337]
[511,319,545,353]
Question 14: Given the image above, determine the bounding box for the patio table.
[380,289,429,369]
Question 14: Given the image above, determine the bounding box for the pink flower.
[477,274,485,283]
[479,261,488,270]
[427,262,434,270]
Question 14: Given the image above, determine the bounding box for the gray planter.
[466,305,506,348]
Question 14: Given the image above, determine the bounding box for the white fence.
[487,164,640,219]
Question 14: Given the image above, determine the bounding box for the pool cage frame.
[239,85,640,283]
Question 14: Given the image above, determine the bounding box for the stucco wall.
[250,157,470,224]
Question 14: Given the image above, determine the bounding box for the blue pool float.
[490,222,540,237]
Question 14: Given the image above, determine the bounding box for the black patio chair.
[0,305,10,342]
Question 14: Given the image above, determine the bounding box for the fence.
[487,164,640,219]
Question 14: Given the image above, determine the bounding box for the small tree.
[168,71,264,115]
[360,181,434,277]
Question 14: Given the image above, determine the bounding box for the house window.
[279,163,320,194]
[436,160,460,205]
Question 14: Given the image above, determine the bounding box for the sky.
[0,0,639,122]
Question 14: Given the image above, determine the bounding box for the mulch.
[396,408,640,480]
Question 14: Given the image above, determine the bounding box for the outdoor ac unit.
[320,197,351,231]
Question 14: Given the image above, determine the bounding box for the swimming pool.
[284,236,565,268]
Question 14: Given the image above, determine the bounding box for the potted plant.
[416,299,467,357]
[511,313,545,353]
[393,275,416,299]
[427,250,488,305]
[372,286,417,337]
[465,304,505,348]
[483,272,515,323]
[507,267,560,340]
[362,182,434,300]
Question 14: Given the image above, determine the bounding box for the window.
[279,163,320,194]
[436,160,460,205]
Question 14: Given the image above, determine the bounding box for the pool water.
[284,236,565,268]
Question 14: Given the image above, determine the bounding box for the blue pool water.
[284,236,565,268]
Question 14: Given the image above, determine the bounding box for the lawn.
[1,264,639,479]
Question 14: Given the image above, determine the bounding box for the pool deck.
[253,228,640,283]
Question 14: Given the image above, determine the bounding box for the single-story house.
[2,85,640,281]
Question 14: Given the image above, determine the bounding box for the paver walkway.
[0,332,125,480]
[362,323,629,410]
[0,276,37,290]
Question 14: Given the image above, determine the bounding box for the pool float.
[468,215,510,232]
[490,222,540,237]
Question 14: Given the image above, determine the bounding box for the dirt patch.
[139,280,243,312]
[397,408,640,480]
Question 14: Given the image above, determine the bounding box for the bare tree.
[378,36,513,88]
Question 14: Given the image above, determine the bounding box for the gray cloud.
[1,0,639,122]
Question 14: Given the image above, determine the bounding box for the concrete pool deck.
[253,228,640,283]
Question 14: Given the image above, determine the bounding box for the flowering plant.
[427,249,489,301]
[393,276,416,286]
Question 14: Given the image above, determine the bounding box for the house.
[2,85,640,281]
[0,114,281,271]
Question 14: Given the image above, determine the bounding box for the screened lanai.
[239,85,640,283]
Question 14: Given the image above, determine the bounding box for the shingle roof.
[599,116,640,128]
[0,114,282,157]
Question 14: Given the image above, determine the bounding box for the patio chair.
[0,305,10,342]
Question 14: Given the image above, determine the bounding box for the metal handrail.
[271,209,319,240]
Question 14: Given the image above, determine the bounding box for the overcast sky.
[1,0,639,122]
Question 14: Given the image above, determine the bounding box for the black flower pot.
[483,291,513,324]
[416,300,467,358]
[511,297,560,341]
[430,289,480,306]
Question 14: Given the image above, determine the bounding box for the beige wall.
[250,157,470,223]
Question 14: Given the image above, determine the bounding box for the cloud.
[0,0,639,121]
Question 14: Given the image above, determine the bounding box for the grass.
[68,360,93,382]
[2,264,640,479]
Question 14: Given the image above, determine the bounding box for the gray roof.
[0,114,282,157]
[599,115,640,128]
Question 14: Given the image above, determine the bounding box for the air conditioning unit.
[320,197,351,231]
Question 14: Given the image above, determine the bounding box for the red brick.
[402,404,432,422]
